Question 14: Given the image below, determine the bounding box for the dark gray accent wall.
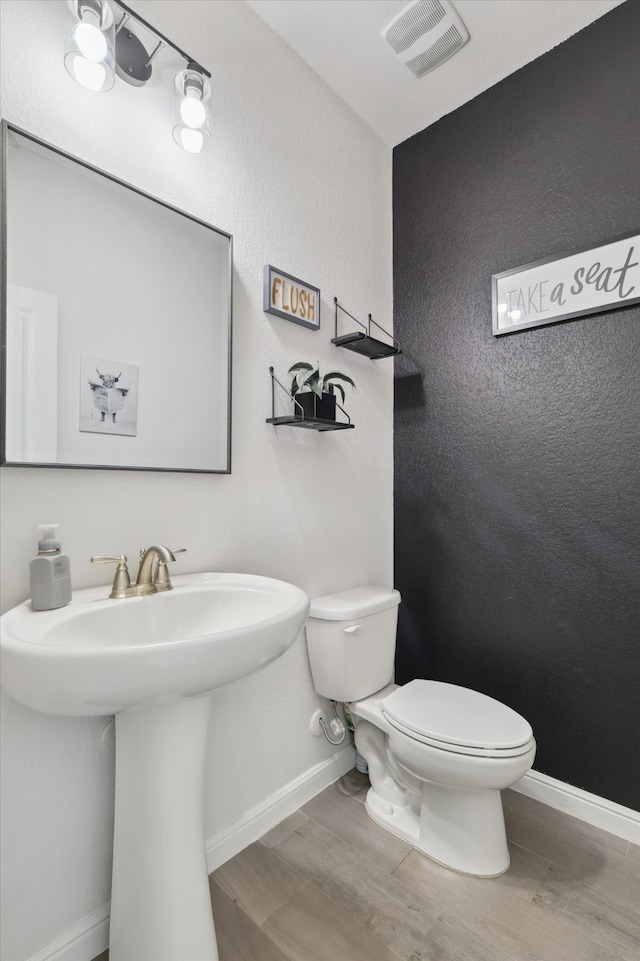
[393,0,640,810]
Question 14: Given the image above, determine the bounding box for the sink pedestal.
[109,695,218,961]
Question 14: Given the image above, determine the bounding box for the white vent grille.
[382,0,469,78]
[406,23,465,77]
[385,0,446,55]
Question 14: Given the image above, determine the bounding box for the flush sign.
[264,265,320,330]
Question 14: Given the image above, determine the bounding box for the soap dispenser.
[30,524,72,611]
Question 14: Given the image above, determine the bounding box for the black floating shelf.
[266,415,354,431]
[331,331,400,359]
[332,298,400,359]
[267,368,355,432]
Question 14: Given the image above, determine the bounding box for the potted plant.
[288,361,355,421]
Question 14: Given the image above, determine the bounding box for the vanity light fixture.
[172,63,211,154]
[64,0,115,92]
[63,0,213,153]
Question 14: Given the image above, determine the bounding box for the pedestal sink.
[1,572,310,961]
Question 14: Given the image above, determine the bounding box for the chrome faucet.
[91,545,185,598]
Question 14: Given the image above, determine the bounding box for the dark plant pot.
[295,391,336,421]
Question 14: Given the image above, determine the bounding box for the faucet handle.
[154,548,186,591]
[91,554,128,565]
[90,555,132,598]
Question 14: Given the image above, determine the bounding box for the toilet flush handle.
[344,624,361,636]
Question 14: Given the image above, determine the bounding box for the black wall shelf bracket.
[266,367,355,431]
[332,297,400,359]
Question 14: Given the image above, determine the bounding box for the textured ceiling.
[244,0,626,146]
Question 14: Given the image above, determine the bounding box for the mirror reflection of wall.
[3,125,232,472]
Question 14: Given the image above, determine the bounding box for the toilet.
[306,585,536,877]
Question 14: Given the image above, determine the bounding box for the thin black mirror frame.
[1,120,233,474]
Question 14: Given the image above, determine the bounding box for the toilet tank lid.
[309,585,401,620]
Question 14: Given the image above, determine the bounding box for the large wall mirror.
[1,123,232,473]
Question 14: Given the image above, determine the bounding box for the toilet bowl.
[306,586,536,877]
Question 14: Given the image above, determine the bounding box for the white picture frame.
[492,231,640,335]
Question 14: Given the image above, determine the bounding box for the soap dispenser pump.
[29,524,72,611]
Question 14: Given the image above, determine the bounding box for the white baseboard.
[26,902,110,961]
[512,769,640,845]
[205,746,355,871]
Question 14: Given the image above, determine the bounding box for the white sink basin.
[0,572,310,716]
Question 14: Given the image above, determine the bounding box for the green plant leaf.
[287,362,314,374]
[330,383,346,405]
[324,371,356,390]
[289,362,317,395]
[286,361,354,400]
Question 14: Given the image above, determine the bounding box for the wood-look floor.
[93,770,639,961]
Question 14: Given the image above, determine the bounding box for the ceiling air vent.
[382,0,470,78]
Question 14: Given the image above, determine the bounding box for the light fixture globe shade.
[73,20,108,61]
[173,66,211,152]
[70,56,108,91]
[178,128,205,153]
[64,0,115,92]
[180,96,206,129]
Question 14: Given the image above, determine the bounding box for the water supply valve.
[327,716,346,738]
[310,703,347,745]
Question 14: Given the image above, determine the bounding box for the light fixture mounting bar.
[111,0,211,77]
[144,40,165,68]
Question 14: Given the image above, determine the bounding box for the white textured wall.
[0,2,393,959]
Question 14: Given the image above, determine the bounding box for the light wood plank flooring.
[93,770,639,961]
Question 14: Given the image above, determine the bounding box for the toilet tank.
[306,586,401,702]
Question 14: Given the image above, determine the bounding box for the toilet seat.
[381,680,534,758]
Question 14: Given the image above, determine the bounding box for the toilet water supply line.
[319,702,369,773]
[318,701,348,744]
